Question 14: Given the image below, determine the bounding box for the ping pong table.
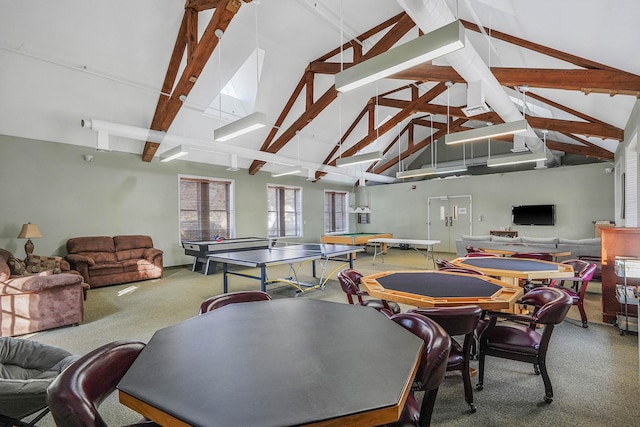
[206,243,363,294]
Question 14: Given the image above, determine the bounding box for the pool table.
[321,232,393,257]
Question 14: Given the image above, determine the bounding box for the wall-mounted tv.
[512,204,555,226]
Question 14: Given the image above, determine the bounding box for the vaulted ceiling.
[1,0,638,184]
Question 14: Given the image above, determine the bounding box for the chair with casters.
[382,313,451,427]
[199,290,272,314]
[464,252,498,258]
[337,269,401,314]
[465,246,481,254]
[548,260,597,328]
[0,338,78,427]
[475,287,572,404]
[409,305,483,413]
[46,340,160,427]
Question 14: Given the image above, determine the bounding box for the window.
[324,190,349,233]
[267,184,302,237]
[179,175,234,241]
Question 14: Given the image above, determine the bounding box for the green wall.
[0,135,352,266]
[1,134,615,266]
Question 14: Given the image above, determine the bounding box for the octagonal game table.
[451,256,574,287]
[118,299,423,427]
[360,270,524,312]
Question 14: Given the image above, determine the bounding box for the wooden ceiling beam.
[546,140,613,160]
[142,0,244,162]
[250,13,416,175]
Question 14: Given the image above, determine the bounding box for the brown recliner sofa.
[1,249,88,337]
[65,235,163,288]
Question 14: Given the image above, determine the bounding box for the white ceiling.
[1,0,638,184]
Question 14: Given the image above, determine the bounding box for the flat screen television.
[511,204,555,226]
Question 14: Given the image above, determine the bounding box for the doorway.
[428,195,472,253]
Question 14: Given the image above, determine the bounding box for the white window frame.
[324,190,349,234]
[267,183,303,238]
[178,174,235,242]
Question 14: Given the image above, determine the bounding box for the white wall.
[615,99,640,226]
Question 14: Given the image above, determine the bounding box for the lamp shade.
[18,223,42,239]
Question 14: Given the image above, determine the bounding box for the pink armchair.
[1,249,88,337]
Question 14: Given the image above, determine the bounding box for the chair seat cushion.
[447,339,464,367]
[484,323,541,354]
[361,299,401,314]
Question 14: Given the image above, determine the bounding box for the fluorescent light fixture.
[396,164,467,179]
[335,20,465,92]
[435,165,468,175]
[396,166,436,179]
[271,166,302,177]
[160,145,188,162]
[213,111,267,142]
[487,151,546,167]
[444,120,528,145]
[336,151,384,167]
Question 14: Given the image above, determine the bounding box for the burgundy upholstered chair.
[198,290,272,314]
[549,259,597,328]
[409,305,483,413]
[435,258,455,270]
[337,269,401,314]
[46,340,160,427]
[476,287,572,403]
[510,252,553,261]
[383,313,451,427]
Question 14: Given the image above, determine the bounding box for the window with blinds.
[324,190,348,233]
[179,176,234,241]
[267,184,302,238]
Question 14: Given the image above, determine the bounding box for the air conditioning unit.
[461,81,491,117]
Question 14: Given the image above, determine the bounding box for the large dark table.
[118,299,424,427]
[361,270,523,311]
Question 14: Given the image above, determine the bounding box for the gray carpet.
[22,249,640,426]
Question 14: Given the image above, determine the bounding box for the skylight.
[205,48,265,122]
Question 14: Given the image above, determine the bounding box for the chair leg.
[418,388,439,427]
[476,350,485,391]
[577,302,588,328]
[461,365,476,413]
[537,359,554,403]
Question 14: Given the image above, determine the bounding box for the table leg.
[223,263,229,293]
[260,265,267,293]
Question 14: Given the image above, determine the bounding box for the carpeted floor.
[23,249,640,426]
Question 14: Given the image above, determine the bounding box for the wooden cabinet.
[600,227,640,323]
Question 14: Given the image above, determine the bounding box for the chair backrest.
[465,246,481,253]
[464,252,497,257]
[46,340,145,427]
[562,259,595,280]
[510,252,553,261]
[520,287,573,325]
[439,267,486,275]
[337,269,365,304]
[199,290,272,314]
[390,313,451,392]
[435,259,455,270]
[410,305,482,337]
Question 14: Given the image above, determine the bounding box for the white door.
[428,195,472,253]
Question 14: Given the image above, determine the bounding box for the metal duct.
[80,119,396,184]
[396,0,554,164]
